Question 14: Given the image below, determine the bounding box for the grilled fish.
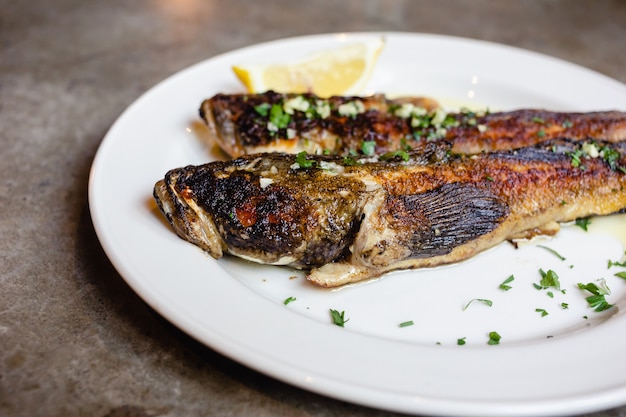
[200,91,626,158]
[154,139,626,287]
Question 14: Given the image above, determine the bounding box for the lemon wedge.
[232,37,385,97]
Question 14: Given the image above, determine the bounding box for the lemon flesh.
[232,37,385,98]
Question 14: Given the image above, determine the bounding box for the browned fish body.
[200,91,626,158]
[154,139,626,287]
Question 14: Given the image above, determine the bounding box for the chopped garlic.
[582,142,600,158]
[338,100,365,117]
[259,178,274,188]
[283,96,310,115]
[315,100,331,119]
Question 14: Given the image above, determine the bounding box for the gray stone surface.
[1,0,625,416]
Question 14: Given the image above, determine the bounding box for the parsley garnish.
[608,254,626,268]
[487,331,501,345]
[499,275,514,291]
[254,102,271,116]
[534,269,561,291]
[361,141,376,156]
[269,103,291,129]
[283,296,296,305]
[463,298,493,310]
[457,337,466,346]
[295,151,315,169]
[381,150,410,162]
[562,120,573,128]
[575,217,591,231]
[615,272,626,280]
[399,320,414,328]
[537,245,566,261]
[535,308,549,317]
[342,156,362,166]
[532,117,545,124]
[577,280,613,312]
[330,309,348,327]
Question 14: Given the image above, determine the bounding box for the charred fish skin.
[200,91,440,158]
[155,153,369,268]
[154,139,626,288]
[200,91,626,158]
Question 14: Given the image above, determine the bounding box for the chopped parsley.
[562,120,573,128]
[535,308,549,317]
[283,296,296,305]
[457,337,466,346]
[330,309,348,327]
[254,102,271,116]
[487,331,501,345]
[463,298,493,310]
[380,150,410,162]
[294,151,315,169]
[537,245,566,261]
[615,272,626,280]
[575,217,591,231]
[399,320,414,328]
[577,279,613,312]
[534,269,561,292]
[499,275,514,291]
[361,140,376,156]
[608,254,626,268]
[269,103,291,130]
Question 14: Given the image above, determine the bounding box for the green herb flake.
[269,103,291,129]
[381,150,410,162]
[457,337,466,346]
[537,129,546,138]
[283,296,296,305]
[487,331,501,345]
[537,245,566,261]
[607,254,626,268]
[254,102,271,117]
[499,275,514,291]
[575,217,591,231]
[463,298,493,310]
[615,272,626,280]
[399,320,414,328]
[535,308,549,317]
[562,120,573,128]
[329,309,348,327]
[532,117,546,124]
[561,302,569,309]
[361,141,376,156]
[537,269,561,291]
[295,151,315,169]
[577,280,613,312]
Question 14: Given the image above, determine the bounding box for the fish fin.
[393,183,509,258]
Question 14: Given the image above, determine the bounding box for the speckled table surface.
[2,1,626,416]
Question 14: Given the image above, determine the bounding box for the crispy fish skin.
[154,140,626,287]
[200,91,439,157]
[200,91,626,158]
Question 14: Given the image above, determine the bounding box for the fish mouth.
[153,176,225,259]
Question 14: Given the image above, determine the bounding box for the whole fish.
[200,91,626,158]
[154,139,626,287]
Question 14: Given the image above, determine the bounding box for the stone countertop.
[2,1,625,416]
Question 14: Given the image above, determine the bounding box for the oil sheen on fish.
[200,91,626,158]
[154,139,626,287]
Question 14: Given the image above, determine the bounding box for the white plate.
[89,33,626,416]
